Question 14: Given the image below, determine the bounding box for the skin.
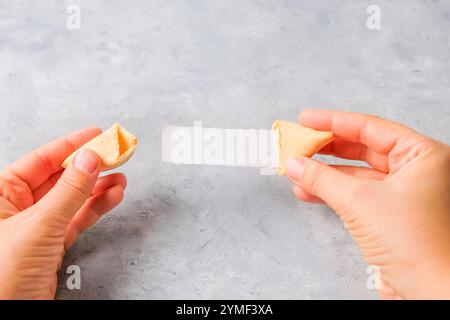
[0,127,126,299]
[285,109,450,299]
[0,112,448,300]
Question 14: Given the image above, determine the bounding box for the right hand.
[285,109,450,299]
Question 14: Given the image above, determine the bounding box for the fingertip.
[104,172,128,188]
[298,108,333,130]
[117,173,128,189]
[117,183,125,200]
[90,184,125,214]
[298,108,321,124]
[72,148,100,174]
[82,126,102,136]
[292,185,303,199]
[108,184,125,203]
[285,157,306,181]
[298,109,311,124]
[92,172,127,194]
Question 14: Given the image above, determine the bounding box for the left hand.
[0,127,127,299]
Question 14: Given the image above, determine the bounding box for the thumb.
[285,157,361,211]
[36,149,100,224]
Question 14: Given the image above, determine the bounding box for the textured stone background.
[0,0,448,299]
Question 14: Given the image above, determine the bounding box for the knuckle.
[307,164,327,196]
[292,185,305,200]
[29,207,69,232]
[0,171,33,209]
[33,148,56,175]
[57,174,89,200]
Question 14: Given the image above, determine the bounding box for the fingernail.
[73,149,99,174]
[285,157,305,180]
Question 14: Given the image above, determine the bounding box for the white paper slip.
[162,121,279,174]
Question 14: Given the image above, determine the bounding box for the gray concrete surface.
[0,0,449,299]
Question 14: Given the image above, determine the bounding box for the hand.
[0,127,127,299]
[285,109,450,299]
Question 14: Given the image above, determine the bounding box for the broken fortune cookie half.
[62,123,137,170]
[272,120,333,175]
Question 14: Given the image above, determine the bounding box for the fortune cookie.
[272,120,333,175]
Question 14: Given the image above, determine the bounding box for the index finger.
[5,126,101,190]
[299,109,417,154]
